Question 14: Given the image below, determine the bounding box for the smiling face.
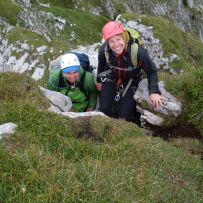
[108,34,126,55]
[63,70,80,84]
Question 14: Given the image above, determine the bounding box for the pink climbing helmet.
[102,21,125,41]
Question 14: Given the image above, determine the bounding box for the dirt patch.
[71,117,110,142]
[144,123,203,159]
[188,149,203,159]
[75,118,102,141]
[145,123,202,141]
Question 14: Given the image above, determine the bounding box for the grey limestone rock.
[0,123,17,140]
[134,79,182,117]
[39,86,72,112]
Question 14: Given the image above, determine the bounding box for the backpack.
[105,27,142,68]
[125,27,142,46]
[69,52,94,73]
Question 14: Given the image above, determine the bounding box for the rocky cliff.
[101,0,203,42]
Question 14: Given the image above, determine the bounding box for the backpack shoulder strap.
[58,70,66,88]
[104,44,110,64]
[130,42,138,67]
[77,71,86,94]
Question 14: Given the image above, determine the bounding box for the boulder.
[136,106,164,126]
[39,86,72,112]
[0,123,17,140]
[134,79,182,125]
[61,111,106,118]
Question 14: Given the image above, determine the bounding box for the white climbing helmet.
[60,53,80,73]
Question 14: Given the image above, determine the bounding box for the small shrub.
[168,67,203,135]
[183,0,189,7]
[0,0,20,25]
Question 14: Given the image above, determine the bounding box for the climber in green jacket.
[47,53,98,112]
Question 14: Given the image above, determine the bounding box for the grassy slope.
[0,1,203,202]
[0,72,202,202]
[45,5,106,45]
[5,3,107,52]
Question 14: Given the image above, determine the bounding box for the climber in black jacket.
[96,21,164,122]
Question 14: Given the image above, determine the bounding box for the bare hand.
[69,108,77,112]
[149,93,165,109]
[96,82,102,91]
[86,107,95,112]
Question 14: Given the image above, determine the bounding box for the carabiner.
[101,77,107,83]
[115,94,120,101]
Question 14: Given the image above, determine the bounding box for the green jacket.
[47,67,97,112]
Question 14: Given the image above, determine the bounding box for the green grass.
[7,27,47,47]
[161,66,203,135]
[1,3,203,202]
[31,0,76,9]
[44,5,107,45]
[0,72,203,202]
[169,138,203,160]
[0,0,20,25]
[6,26,72,51]
[32,0,103,13]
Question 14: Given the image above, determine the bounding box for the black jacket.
[97,38,161,94]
